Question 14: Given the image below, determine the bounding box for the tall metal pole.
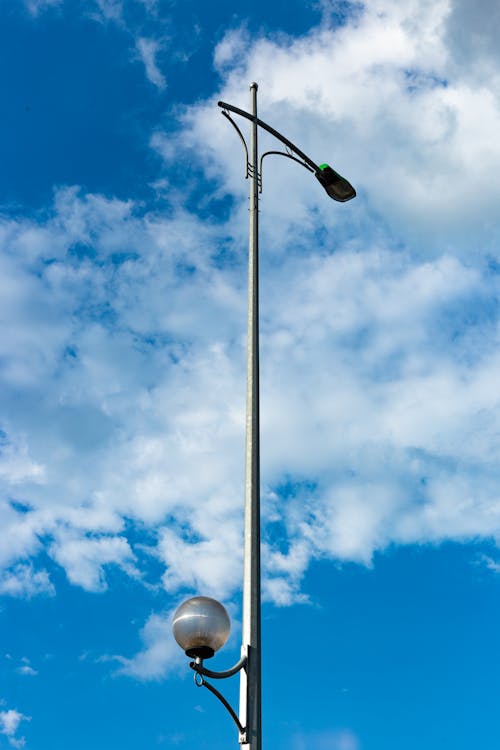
[173,85,355,750]
[239,81,261,750]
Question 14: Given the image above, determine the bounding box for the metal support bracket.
[194,671,246,737]
[190,655,248,741]
[221,110,250,178]
[190,653,247,679]
[218,100,320,172]
[220,105,316,197]
[258,150,314,193]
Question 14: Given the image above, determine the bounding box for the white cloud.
[16,661,38,677]
[49,534,138,592]
[25,0,127,20]
[184,0,500,256]
[135,37,167,90]
[0,503,43,570]
[155,0,500,585]
[0,709,31,748]
[0,564,55,599]
[445,0,500,70]
[213,27,251,71]
[478,553,500,574]
[91,0,124,22]
[2,182,500,612]
[114,609,182,680]
[158,526,243,600]
[0,432,45,485]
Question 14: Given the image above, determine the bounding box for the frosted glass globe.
[172,596,230,659]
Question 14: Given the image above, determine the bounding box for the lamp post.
[172,83,355,750]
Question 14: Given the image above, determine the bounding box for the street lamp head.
[172,596,231,659]
[315,163,356,202]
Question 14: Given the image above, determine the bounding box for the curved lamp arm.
[221,110,250,178]
[218,100,356,202]
[188,654,248,743]
[259,150,315,194]
[218,100,319,171]
[193,673,246,737]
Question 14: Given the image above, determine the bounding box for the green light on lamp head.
[315,163,356,202]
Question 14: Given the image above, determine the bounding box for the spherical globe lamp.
[172,596,230,659]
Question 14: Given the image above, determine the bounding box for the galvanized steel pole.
[173,84,355,750]
[239,81,262,750]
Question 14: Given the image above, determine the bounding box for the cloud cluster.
[0,708,31,749]
[0,564,54,598]
[4,0,500,678]
[187,0,500,256]
[0,186,248,607]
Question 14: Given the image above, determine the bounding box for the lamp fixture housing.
[315,163,356,202]
[172,596,231,659]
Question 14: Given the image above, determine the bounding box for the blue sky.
[2,0,500,748]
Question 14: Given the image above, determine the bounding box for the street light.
[172,82,355,750]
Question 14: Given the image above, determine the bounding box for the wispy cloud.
[17,665,38,676]
[25,0,169,93]
[135,37,167,90]
[16,658,38,677]
[112,609,183,680]
[91,0,124,23]
[25,0,62,16]
[479,554,500,574]
[292,728,360,750]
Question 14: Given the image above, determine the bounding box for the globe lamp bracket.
[190,652,247,680]
[190,653,248,742]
